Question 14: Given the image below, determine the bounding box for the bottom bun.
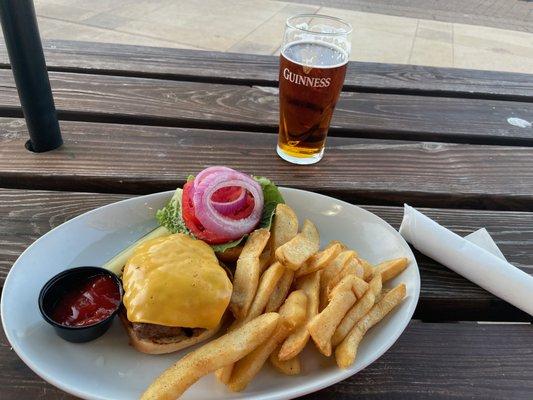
[119,312,220,354]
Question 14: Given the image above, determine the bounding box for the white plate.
[1,188,419,400]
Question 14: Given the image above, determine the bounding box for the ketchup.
[51,275,121,327]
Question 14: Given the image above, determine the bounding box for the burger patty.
[131,322,194,340]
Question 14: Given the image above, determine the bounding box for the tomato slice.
[182,181,202,227]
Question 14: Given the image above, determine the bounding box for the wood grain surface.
[1,42,532,400]
[1,321,531,400]
[0,70,531,145]
[0,188,530,321]
[1,119,533,211]
[0,40,531,101]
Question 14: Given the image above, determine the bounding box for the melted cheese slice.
[122,234,232,329]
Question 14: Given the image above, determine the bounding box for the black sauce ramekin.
[38,266,123,343]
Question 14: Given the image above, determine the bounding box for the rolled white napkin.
[464,228,506,261]
[399,204,533,316]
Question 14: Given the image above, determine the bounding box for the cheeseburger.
[120,234,232,354]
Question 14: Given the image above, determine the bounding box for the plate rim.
[1,187,420,400]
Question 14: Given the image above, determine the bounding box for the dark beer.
[278,41,348,163]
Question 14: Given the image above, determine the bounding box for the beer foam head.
[282,40,349,69]
[285,14,351,67]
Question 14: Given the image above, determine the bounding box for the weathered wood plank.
[0,70,531,144]
[1,119,533,211]
[1,321,531,399]
[0,40,531,101]
[302,322,533,399]
[0,188,530,321]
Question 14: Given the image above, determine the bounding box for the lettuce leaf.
[156,176,284,253]
[209,236,246,253]
[155,188,190,235]
[254,176,285,229]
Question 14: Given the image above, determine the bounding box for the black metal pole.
[0,0,62,152]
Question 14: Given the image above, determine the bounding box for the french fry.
[265,269,294,312]
[375,287,391,302]
[321,250,356,284]
[230,228,270,319]
[247,262,285,320]
[228,291,307,392]
[331,291,375,348]
[332,274,382,346]
[259,250,272,274]
[349,256,365,279]
[335,283,406,368]
[326,257,364,295]
[329,273,369,301]
[295,242,342,278]
[214,365,233,385]
[308,283,357,356]
[277,290,307,330]
[240,228,271,256]
[368,275,384,296]
[278,270,320,361]
[270,346,301,375]
[275,220,320,270]
[217,261,285,383]
[374,257,408,282]
[329,240,348,251]
[320,250,355,308]
[360,258,374,281]
[141,313,280,400]
[270,204,299,264]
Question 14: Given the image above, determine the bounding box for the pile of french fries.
[142,204,408,400]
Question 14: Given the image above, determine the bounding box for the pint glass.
[277,14,351,164]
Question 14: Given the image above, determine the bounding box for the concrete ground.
[287,0,533,33]
[24,0,533,73]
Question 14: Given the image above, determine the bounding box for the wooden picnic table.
[0,40,532,399]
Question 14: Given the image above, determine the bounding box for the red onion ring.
[192,169,263,240]
[195,166,248,215]
[194,166,238,190]
[211,187,247,215]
